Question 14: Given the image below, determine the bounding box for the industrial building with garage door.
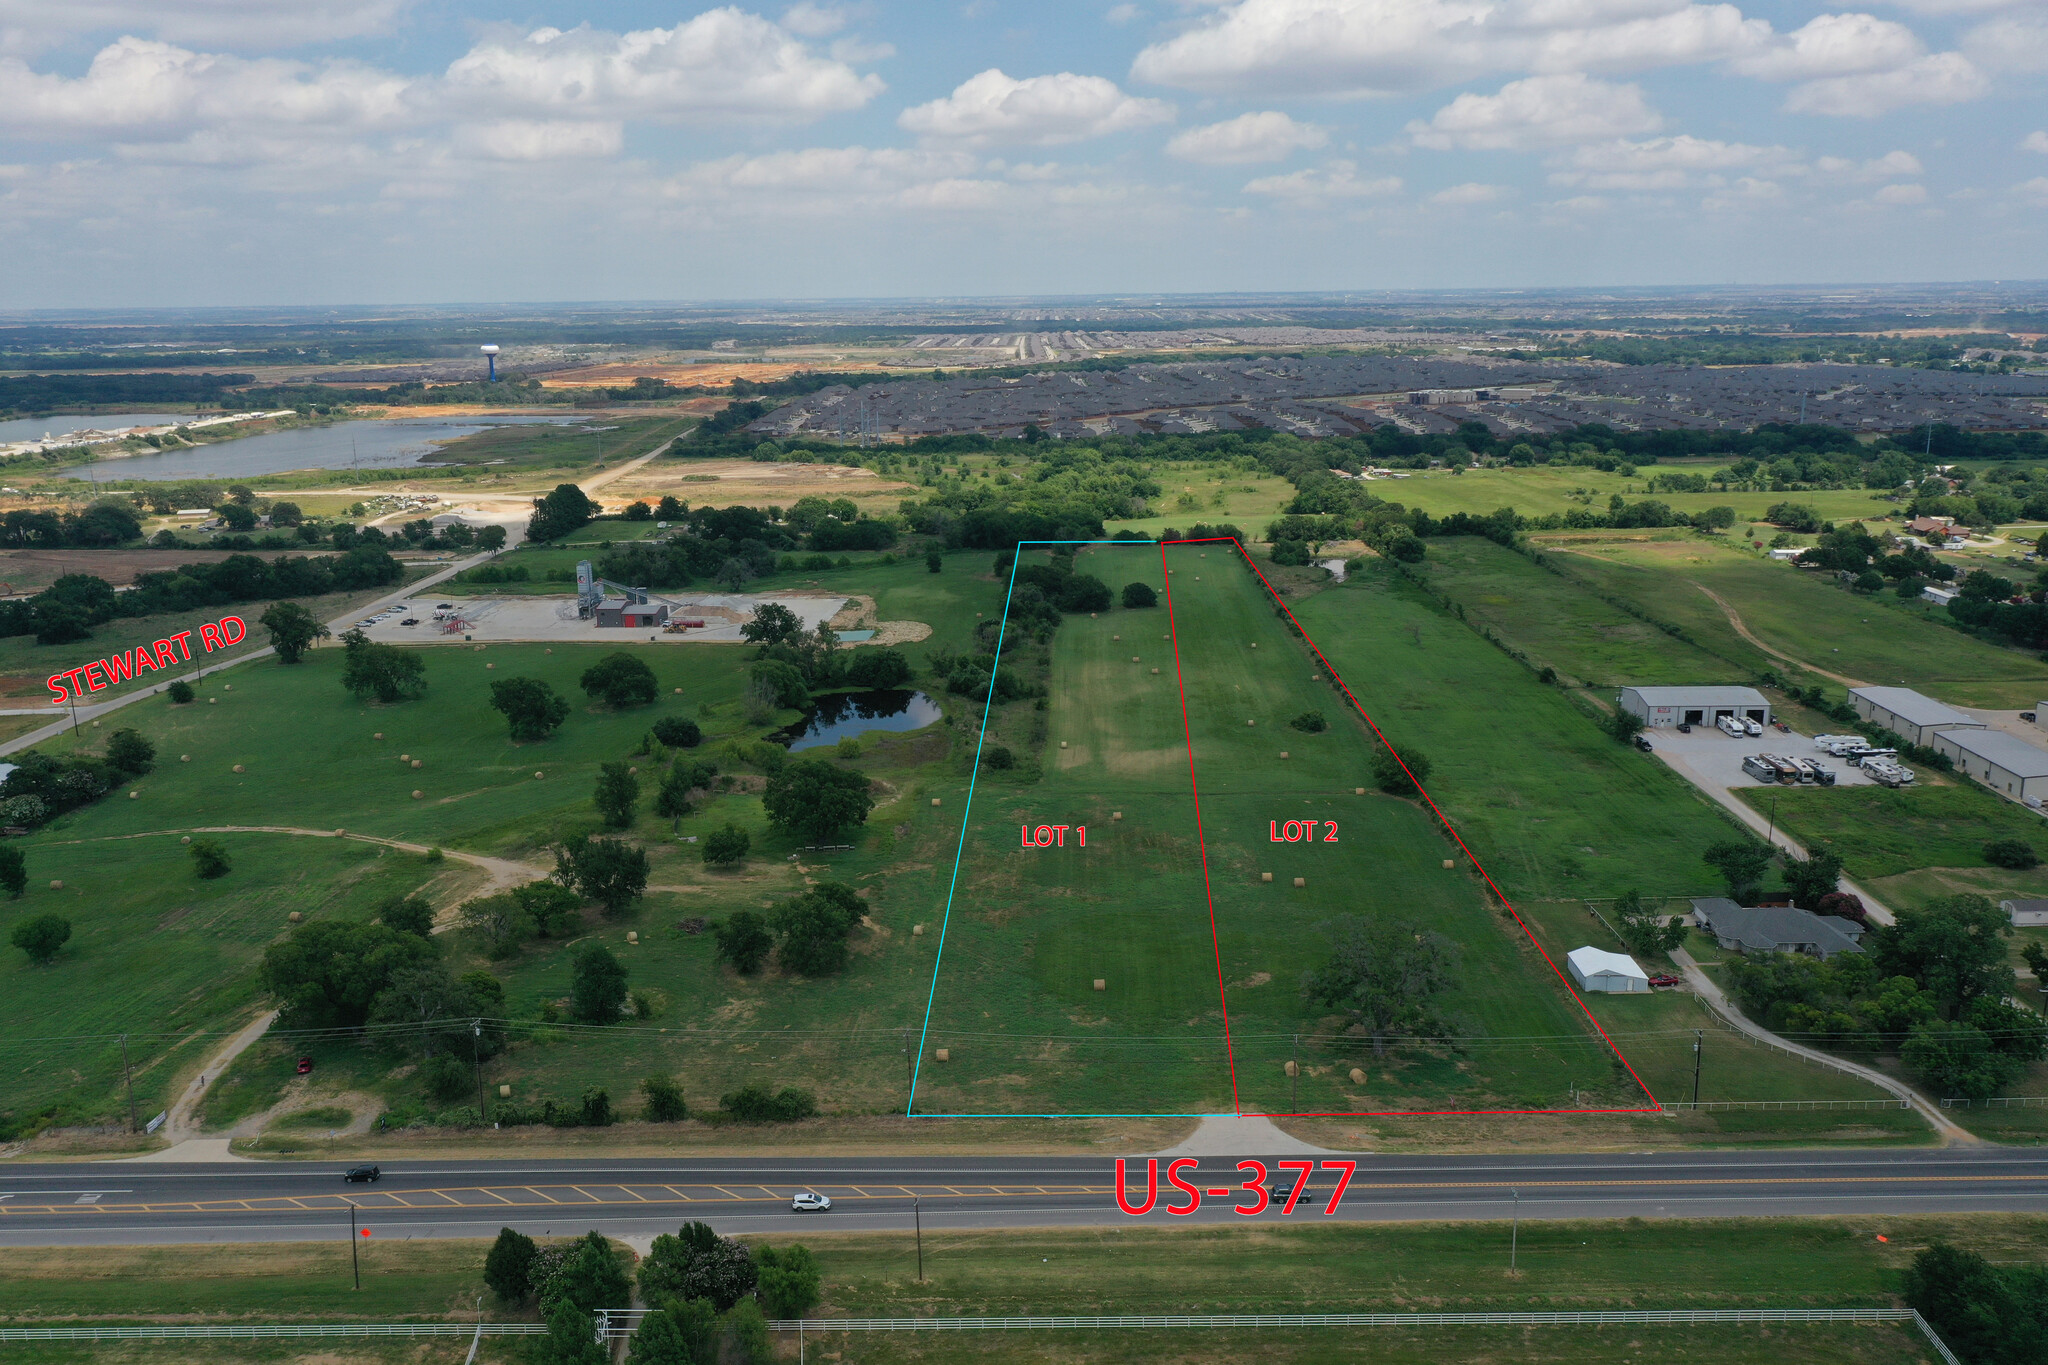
[1849,686,1985,747]
[1617,685,1770,730]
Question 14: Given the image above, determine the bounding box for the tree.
[652,716,702,748]
[639,1223,758,1312]
[1300,916,1462,1056]
[260,920,436,1030]
[1369,743,1432,797]
[723,1300,772,1365]
[2023,940,2048,986]
[771,891,855,975]
[377,894,435,940]
[845,649,911,689]
[1873,895,2014,1019]
[1903,1020,2022,1101]
[756,1244,822,1320]
[477,524,508,551]
[105,728,154,775]
[571,943,629,1022]
[762,759,874,843]
[484,1227,538,1304]
[1607,708,1645,743]
[367,963,475,1061]
[713,910,773,974]
[1289,711,1327,734]
[626,1305,707,1365]
[10,913,70,965]
[1613,889,1686,958]
[747,659,809,710]
[166,680,195,704]
[1702,839,1772,902]
[1984,838,2041,870]
[1122,581,1157,608]
[0,845,24,899]
[741,602,805,648]
[655,496,686,521]
[581,653,659,709]
[555,835,650,914]
[1903,1242,2044,1365]
[339,629,427,703]
[594,761,640,828]
[491,677,570,741]
[259,601,329,663]
[537,1300,606,1365]
[642,1074,687,1122]
[1780,848,1845,909]
[517,880,585,939]
[700,822,749,863]
[190,838,232,879]
[623,500,654,521]
[527,484,598,543]
[926,551,942,573]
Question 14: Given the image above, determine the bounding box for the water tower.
[480,344,500,382]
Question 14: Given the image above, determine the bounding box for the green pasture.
[425,414,694,468]
[1406,536,1734,687]
[1383,465,1900,526]
[1735,784,2048,880]
[0,835,482,1126]
[1101,459,1297,538]
[1536,534,2048,707]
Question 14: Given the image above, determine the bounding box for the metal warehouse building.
[1617,685,1770,729]
[1929,727,2048,805]
[1849,686,1985,747]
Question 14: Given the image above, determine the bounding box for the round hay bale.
[400,754,410,762]
[232,764,244,773]
[1251,643,1257,649]
[913,923,925,936]
[411,789,424,799]
[334,828,344,835]
[223,684,231,691]
[180,836,191,844]
[411,759,422,769]
[288,911,303,923]
[1151,668,1159,675]
[1443,859,1455,869]
[674,687,682,693]
[1284,1060,1298,1077]
[373,732,384,740]
[1090,613,1097,619]
[628,766,638,775]
[180,755,190,763]
[1112,812,1122,820]
[1312,675,1321,682]
[931,797,942,806]
[129,791,139,799]
[546,649,553,655]
[535,772,545,780]
[1355,787,1365,795]
[1059,741,1068,749]
[1246,719,1255,727]
[1293,877,1306,888]
[1162,634,1169,640]
[1261,872,1273,883]
[486,663,494,669]
[1093,978,1106,991]
[1132,655,1140,662]
[1280,751,1289,759]
[626,931,638,944]
[934,1048,950,1062]
[1350,1068,1367,1086]
[49,880,61,890]
[1113,634,1121,641]
[91,720,100,728]
[499,1084,512,1099]
[208,698,216,705]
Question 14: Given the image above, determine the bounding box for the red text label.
[46,615,247,706]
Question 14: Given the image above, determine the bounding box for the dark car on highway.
[343,1164,381,1183]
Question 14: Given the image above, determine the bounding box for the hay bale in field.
[1112,812,1121,820]
[1246,719,1255,726]
[1093,979,1106,991]
[232,764,244,773]
[1293,877,1305,888]
[411,759,422,769]
[91,720,100,728]
[913,924,924,936]
[1442,859,1455,869]
[499,1084,512,1098]
[1131,655,1140,662]
[128,791,138,799]
[288,911,302,923]
[223,685,231,691]
[673,687,682,693]
[373,732,383,740]
[400,754,410,761]
[1151,668,1159,675]
[626,931,638,944]
[412,789,424,799]
[931,797,942,806]
[1350,1068,1367,1086]
[1284,1060,1298,1077]
[486,663,494,669]
[1280,751,1289,759]
[1090,613,1097,619]
[628,766,638,775]
[49,880,61,890]
[535,772,545,780]
[180,755,190,763]
[1251,643,1257,649]
[934,1048,950,1062]
[1261,872,1272,883]
[1113,635,1121,641]
[334,828,344,835]
[1355,787,1365,795]
[208,698,216,705]
[180,836,190,844]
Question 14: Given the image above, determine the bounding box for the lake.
[774,689,942,752]
[65,414,585,483]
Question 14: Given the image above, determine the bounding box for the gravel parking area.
[1643,723,1885,791]
[351,590,852,645]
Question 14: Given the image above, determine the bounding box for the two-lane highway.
[3,1150,2046,1246]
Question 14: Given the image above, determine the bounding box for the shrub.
[1121,581,1157,608]
[926,552,941,573]
[166,680,195,704]
[713,910,773,974]
[579,1087,613,1127]
[1288,711,1327,733]
[1984,838,2040,870]
[571,943,628,1022]
[756,1244,822,1320]
[719,1085,817,1122]
[189,838,232,879]
[0,845,24,899]
[581,653,659,709]
[10,913,71,965]
[703,823,750,866]
[639,1222,758,1313]
[981,744,1015,770]
[1369,744,1432,796]
[421,1053,470,1104]
[378,894,435,939]
[642,1075,687,1123]
[483,1227,538,1304]
[652,716,702,748]
[594,761,640,828]
[845,648,912,689]
[491,677,570,741]
[105,728,154,775]
[724,1300,772,1365]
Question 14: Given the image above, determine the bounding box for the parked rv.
[1717,715,1746,737]
[1743,718,1764,737]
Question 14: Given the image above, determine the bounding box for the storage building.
[1999,898,2048,928]
[1929,727,2048,804]
[595,596,671,629]
[1617,685,1769,730]
[1566,946,1649,994]
[1848,686,1984,746]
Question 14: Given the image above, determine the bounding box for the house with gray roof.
[1690,898,1865,960]
[1999,897,2048,928]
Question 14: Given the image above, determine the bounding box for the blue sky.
[0,0,2043,307]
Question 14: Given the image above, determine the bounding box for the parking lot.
[1643,722,1887,792]
[351,591,853,646]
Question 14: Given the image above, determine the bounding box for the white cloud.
[1783,51,1986,116]
[1429,181,1509,205]
[1242,158,1401,202]
[452,119,623,161]
[1813,149,1924,179]
[1409,74,1663,151]
[1962,11,2048,73]
[683,144,979,194]
[1131,0,1773,98]
[1166,110,1326,163]
[443,12,884,122]
[898,68,1173,145]
[1106,3,1143,23]
[1877,0,2029,13]
[1872,180,1927,204]
[0,37,415,139]
[1549,133,1796,188]
[0,0,414,56]
[1729,13,1926,82]
[2016,175,2048,206]
[780,2,852,37]
[2025,130,2048,153]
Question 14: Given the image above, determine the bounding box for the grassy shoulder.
[1734,783,2048,879]
[1382,464,1903,526]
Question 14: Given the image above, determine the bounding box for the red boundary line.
[1162,535,1661,1118]
[1160,541,1243,1114]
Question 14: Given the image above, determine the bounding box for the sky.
[1,0,2045,307]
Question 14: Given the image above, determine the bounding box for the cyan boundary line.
[910,538,1198,1118]
[1207,536,1661,1117]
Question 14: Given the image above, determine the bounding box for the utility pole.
[914,1194,924,1282]
[473,1020,488,1123]
[1290,1033,1299,1110]
[1692,1030,1703,1105]
[120,1034,137,1133]
[349,1203,361,1290]
[903,1027,914,1094]
[1765,793,1779,849]
[1510,1190,1520,1273]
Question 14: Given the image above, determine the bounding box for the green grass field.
[1384,465,1902,526]
[1535,534,2048,708]
[1735,784,2048,880]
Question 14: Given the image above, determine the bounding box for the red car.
[296,1056,314,1075]
[1648,974,1683,989]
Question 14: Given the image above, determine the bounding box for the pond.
[774,689,942,752]
[64,414,585,483]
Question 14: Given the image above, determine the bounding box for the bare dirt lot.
[538,361,889,389]
[0,547,338,595]
[604,457,915,507]
[360,590,866,645]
